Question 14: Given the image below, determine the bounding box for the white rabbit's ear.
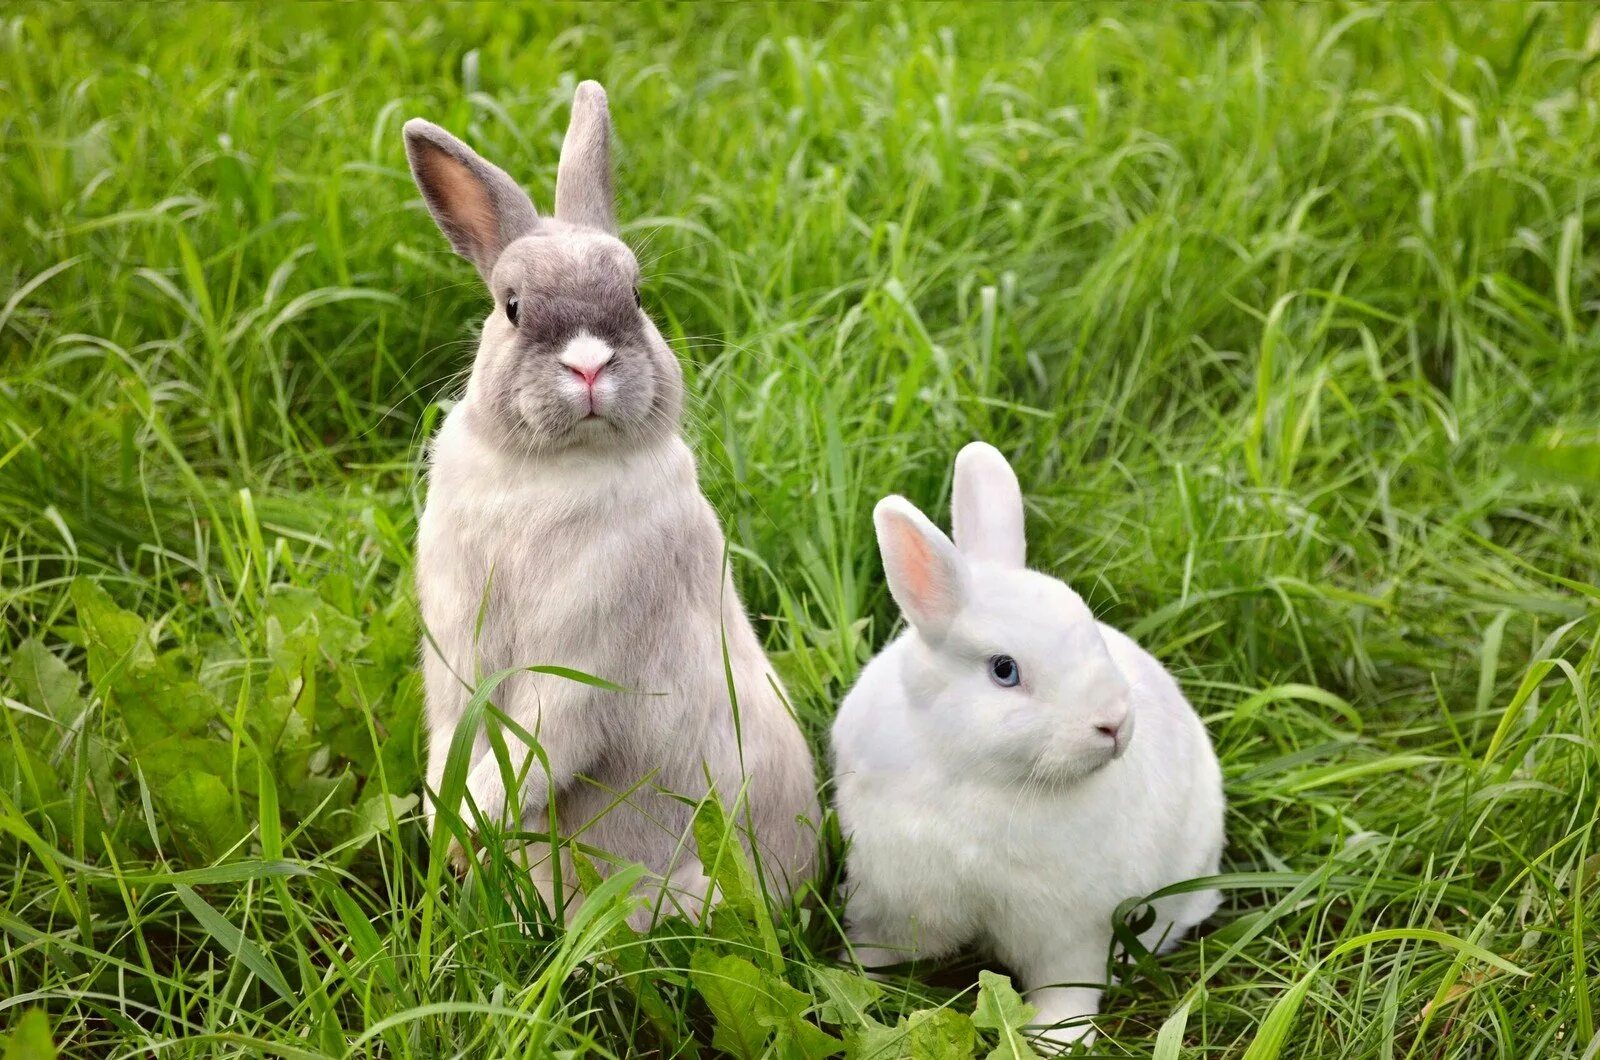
[874,495,967,640]
[554,80,616,234]
[951,441,1026,568]
[404,119,538,283]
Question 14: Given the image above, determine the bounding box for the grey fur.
[553,81,617,234]
[403,118,540,282]
[406,83,819,923]
[465,224,683,457]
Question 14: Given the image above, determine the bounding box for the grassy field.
[3,2,1599,1056]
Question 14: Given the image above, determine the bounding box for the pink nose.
[558,334,616,390]
[1096,717,1129,754]
[568,363,604,389]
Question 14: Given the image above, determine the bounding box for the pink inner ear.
[897,524,940,606]
[420,151,496,252]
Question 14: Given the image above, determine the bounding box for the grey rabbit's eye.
[506,294,520,325]
[989,654,1020,688]
[633,287,642,308]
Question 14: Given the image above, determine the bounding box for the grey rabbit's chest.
[420,488,720,681]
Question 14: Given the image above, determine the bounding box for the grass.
[2,1,1598,1056]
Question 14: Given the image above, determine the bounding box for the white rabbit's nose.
[1095,710,1132,757]
[559,331,615,387]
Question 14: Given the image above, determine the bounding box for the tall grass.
[2,2,1597,1056]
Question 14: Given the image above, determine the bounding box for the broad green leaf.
[0,641,97,825]
[690,952,841,1060]
[255,614,316,757]
[121,667,230,782]
[784,1024,844,1056]
[267,585,364,658]
[267,588,382,783]
[0,791,87,932]
[70,578,150,681]
[72,578,236,807]
[162,771,244,861]
[850,1008,977,1060]
[1,1009,56,1060]
[690,952,772,1059]
[376,670,424,795]
[9,639,86,727]
[848,1021,908,1060]
[0,744,65,825]
[781,1019,843,1060]
[348,792,418,848]
[692,794,782,968]
[812,965,884,1027]
[972,971,1041,1060]
[904,1010,979,1060]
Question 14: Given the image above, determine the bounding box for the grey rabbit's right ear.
[553,81,616,234]
[403,118,539,282]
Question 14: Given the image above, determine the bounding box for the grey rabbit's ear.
[553,81,616,234]
[403,118,539,282]
[951,442,1026,568]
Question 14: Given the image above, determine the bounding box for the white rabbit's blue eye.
[506,295,520,325]
[989,654,1020,688]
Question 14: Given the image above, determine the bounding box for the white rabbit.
[831,442,1224,1048]
[405,82,818,924]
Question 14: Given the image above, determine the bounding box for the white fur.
[557,330,615,378]
[831,442,1224,1047]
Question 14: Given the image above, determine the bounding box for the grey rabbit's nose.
[567,362,604,387]
[558,333,615,379]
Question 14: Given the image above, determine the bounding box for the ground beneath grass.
[2,3,1598,1057]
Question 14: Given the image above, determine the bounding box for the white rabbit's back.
[1099,622,1225,893]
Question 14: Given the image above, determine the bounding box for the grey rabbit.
[405,81,819,923]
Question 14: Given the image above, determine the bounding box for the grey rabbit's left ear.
[403,118,539,283]
[553,81,616,234]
